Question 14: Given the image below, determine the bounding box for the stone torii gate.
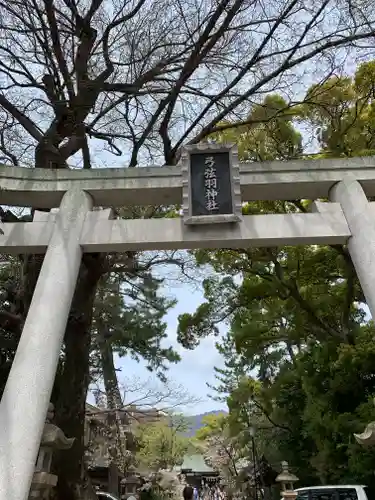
[1,145,375,500]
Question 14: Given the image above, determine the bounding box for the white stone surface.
[310,201,343,213]
[330,176,375,319]
[0,189,92,500]
[1,156,375,207]
[80,212,351,252]
[0,221,53,252]
[0,212,352,254]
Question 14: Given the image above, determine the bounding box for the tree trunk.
[97,329,130,475]
[52,253,106,500]
[21,254,45,315]
[98,336,123,409]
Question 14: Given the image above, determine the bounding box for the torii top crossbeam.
[1,155,375,208]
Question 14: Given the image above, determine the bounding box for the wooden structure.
[174,454,219,489]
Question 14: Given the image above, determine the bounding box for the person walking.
[193,486,199,500]
[183,486,194,500]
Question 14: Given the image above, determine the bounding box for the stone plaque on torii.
[1,147,375,500]
[180,143,242,224]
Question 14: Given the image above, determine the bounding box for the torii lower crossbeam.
[0,209,352,253]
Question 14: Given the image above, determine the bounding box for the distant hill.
[183,410,227,437]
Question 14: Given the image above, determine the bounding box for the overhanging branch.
[0,95,43,142]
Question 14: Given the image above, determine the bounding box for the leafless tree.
[86,378,198,476]
[91,376,201,413]
[0,0,375,498]
[0,0,375,169]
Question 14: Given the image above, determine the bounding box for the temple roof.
[174,454,215,474]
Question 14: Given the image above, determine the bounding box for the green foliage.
[195,412,228,440]
[0,257,23,396]
[92,269,179,378]
[90,263,180,410]
[210,94,302,161]
[136,419,190,471]
[267,328,375,485]
[299,61,375,157]
[185,244,375,483]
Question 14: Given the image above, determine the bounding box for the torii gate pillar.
[330,175,375,318]
[0,189,92,500]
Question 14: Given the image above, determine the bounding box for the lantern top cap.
[41,423,75,450]
[276,461,299,483]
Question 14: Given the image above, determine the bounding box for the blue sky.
[114,282,227,416]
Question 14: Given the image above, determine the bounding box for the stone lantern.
[121,465,141,499]
[276,461,299,500]
[29,403,75,499]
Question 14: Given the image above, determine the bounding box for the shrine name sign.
[181,143,243,225]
